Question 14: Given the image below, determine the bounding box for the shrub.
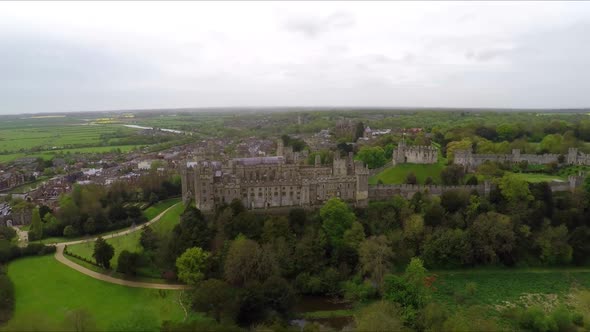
[0,272,15,324]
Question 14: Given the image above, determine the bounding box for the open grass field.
[369,162,445,185]
[143,197,182,221]
[432,268,590,308]
[67,202,184,270]
[3,255,187,331]
[508,172,566,183]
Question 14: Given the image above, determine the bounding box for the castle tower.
[567,148,578,165]
[512,149,521,163]
[354,160,369,207]
[276,139,284,157]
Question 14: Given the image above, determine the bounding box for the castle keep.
[181,144,369,211]
[392,141,437,165]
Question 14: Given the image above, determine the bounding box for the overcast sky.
[1,1,590,114]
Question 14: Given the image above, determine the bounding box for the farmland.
[0,115,189,163]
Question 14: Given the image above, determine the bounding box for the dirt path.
[52,203,190,290]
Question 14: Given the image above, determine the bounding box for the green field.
[369,162,445,185]
[433,268,590,308]
[67,202,184,270]
[3,255,188,331]
[508,172,566,183]
[0,115,154,163]
[143,198,182,221]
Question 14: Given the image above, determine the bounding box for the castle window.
[258,193,262,197]
[243,194,247,198]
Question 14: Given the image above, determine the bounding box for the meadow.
[508,172,566,183]
[369,162,445,185]
[3,255,189,331]
[432,268,590,308]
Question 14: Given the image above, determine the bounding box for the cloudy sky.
[1,1,590,114]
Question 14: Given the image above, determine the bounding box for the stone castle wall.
[454,149,563,170]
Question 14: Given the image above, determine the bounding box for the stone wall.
[454,149,561,170]
[368,175,584,201]
[368,182,492,200]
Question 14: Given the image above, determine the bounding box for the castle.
[454,148,590,170]
[392,140,437,165]
[180,142,369,211]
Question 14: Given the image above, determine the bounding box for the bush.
[0,226,17,241]
[0,241,55,264]
[343,278,377,303]
[0,271,15,324]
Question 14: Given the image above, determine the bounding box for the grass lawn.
[369,162,445,185]
[143,197,182,221]
[508,172,566,183]
[432,268,590,308]
[66,202,184,271]
[3,255,189,331]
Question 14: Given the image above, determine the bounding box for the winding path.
[52,203,190,290]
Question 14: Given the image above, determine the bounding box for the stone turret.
[512,149,521,163]
[568,148,579,165]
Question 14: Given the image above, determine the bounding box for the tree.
[117,250,140,276]
[422,228,472,268]
[139,226,158,251]
[405,172,417,185]
[359,235,394,286]
[569,226,590,265]
[343,221,365,250]
[82,217,95,235]
[535,223,572,265]
[440,189,470,213]
[224,236,278,286]
[176,247,210,285]
[320,198,356,248]
[93,237,114,269]
[63,225,78,238]
[354,301,404,332]
[383,258,431,326]
[262,276,296,315]
[29,208,43,241]
[441,164,465,185]
[446,138,472,161]
[499,173,533,205]
[149,192,159,205]
[404,214,425,255]
[191,279,236,323]
[355,121,365,141]
[170,206,213,258]
[355,146,387,169]
[469,212,515,265]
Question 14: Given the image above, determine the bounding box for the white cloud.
[0,1,590,113]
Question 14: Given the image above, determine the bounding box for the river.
[123,124,184,134]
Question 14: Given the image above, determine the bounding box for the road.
[51,203,190,290]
